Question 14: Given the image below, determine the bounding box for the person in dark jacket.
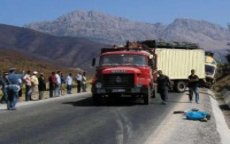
[0,72,9,104]
[60,73,65,95]
[48,72,57,98]
[6,68,21,110]
[156,70,171,105]
[38,73,46,100]
[188,69,200,103]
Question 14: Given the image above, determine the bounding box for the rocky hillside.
[26,10,164,45]
[0,24,107,72]
[161,19,230,50]
[0,48,79,77]
[26,10,230,50]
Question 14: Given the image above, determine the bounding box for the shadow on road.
[199,91,212,96]
[167,100,191,103]
[62,97,146,107]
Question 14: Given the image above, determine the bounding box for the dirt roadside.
[144,89,227,144]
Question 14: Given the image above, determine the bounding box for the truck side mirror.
[92,58,96,66]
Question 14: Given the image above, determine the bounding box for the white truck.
[141,40,206,92]
[205,52,217,88]
[155,48,205,92]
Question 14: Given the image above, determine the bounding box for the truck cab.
[205,52,217,88]
[91,46,157,105]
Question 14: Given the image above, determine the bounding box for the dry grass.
[0,49,80,79]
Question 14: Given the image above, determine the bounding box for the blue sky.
[0,0,229,27]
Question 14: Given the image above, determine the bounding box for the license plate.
[121,95,131,97]
[112,89,125,92]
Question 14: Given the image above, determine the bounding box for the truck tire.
[92,94,101,105]
[144,87,151,105]
[176,81,186,93]
[151,86,157,98]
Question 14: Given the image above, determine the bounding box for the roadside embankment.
[212,74,230,128]
[145,88,229,144]
[220,89,230,108]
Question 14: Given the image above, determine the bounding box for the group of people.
[0,69,87,110]
[156,69,200,105]
[0,67,200,109]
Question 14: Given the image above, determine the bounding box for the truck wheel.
[144,95,149,105]
[92,94,101,105]
[176,81,186,92]
[144,87,151,105]
[151,86,157,98]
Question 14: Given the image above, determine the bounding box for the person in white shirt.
[23,70,32,101]
[66,73,73,94]
[55,71,61,96]
[76,72,83,93]
[31,71,39,100]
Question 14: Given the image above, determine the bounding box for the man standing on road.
[38,73,46,100]
[60,72,65,95]
[55,71,61,97]
[0,72,9,104]
[66,73,73,94]
[23,70,32,101]
[6,68,21,110]
[76,72,83,93]
[156,70,171,105]
[31,71,39,100]
[188,69,200,104]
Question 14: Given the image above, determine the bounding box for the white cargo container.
[155,48,205,92]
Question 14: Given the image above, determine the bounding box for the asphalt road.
[0,90,221,144]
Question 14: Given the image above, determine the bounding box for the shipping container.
[155,48,205,92]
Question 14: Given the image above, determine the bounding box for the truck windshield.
[205,65,215,75]
[100,54,147,66]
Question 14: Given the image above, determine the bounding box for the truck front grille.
[102,74,134,88]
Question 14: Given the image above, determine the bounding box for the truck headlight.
[95,82,102,88]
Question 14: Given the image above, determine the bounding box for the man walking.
[188,69,200,104]
[156,70,171,105]
[49,72,57,98]
[82,72,87,92]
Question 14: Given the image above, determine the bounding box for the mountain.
[161,19,230,50]
[25,10,164,45]
[0,24,107,72]
[1,10,230,74]
[26,10,230,50]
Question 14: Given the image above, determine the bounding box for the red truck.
[91,42,157,104]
